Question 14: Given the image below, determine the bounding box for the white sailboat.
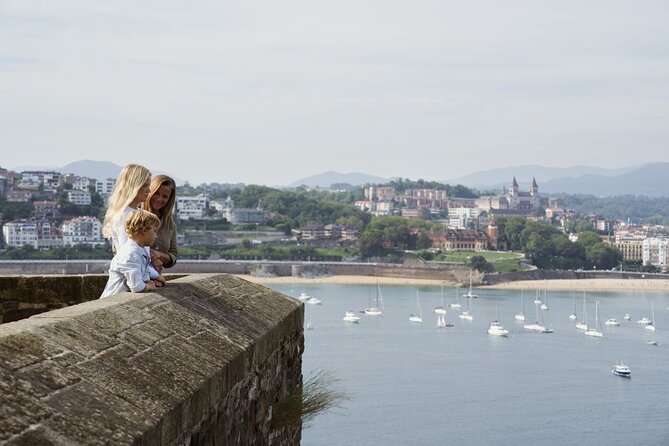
[306,297,322,305]
[514,290,526,321]
[540,289,549,311]
[524,302,553,333]
[449,285,462,308]
[343,310,360,323]
[436,313,447,328]
[585,300,603,338]
[575,292,588,331]
[434,283,447,315]
[364,283,384,316]
[462,270,478,299]
[645,303,656,332]
[459,295,473,321]
[488,303,509,336]
[533,290,542,305]
[409,291,423,323]
[568,292,577,320]
[298,291,311,301]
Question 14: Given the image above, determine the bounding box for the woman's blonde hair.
[102,164,151,239]
[125,209,161,237]
[144,175,176,228]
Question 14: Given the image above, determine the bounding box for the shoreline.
[235,275,669,292]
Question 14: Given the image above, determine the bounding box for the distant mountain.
[59,160,124,180]
[444,164,639,190]
[288,171,389,188]
[541,163,669,197]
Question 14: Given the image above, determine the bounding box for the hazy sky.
[2,1,669,185]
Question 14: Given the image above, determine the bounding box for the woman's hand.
[150,249,164,272]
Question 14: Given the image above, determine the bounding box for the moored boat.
[612,362,631,378]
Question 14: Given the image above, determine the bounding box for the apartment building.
[642,238,669,272]
[67,190,92,206]
[176,194,209,220]
[61,216,105,247]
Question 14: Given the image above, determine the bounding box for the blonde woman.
[102,164,165,287]
[144,175,178,271]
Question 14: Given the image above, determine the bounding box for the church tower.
[508,177,519,208]
[530,177,538,196]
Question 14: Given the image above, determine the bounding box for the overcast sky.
[2,1,669,185]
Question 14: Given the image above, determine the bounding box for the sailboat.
[409,291,423,323]
[575,292,588,331]
[449,285,462,308]
[540,289,549,310]
[488,303,509,336]
[514,290,526,321]
[459,294,473,321]
[298,291,311,301]
[533,290,542,305]
[436,313,447,328]
[434,283,447,315]
[343,310,360,323]
[645,303,657,332]
[568,292,577,320]
[462,270,478,299]
[524,302,553,333]
[585,300,604,337]
[364,283,384,316]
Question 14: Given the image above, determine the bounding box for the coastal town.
[1,165,668,274]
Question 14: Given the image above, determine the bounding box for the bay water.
[267,283,669,445]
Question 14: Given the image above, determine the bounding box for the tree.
[358,230,384,257]
[469,255,494,273]
[575,231,601,250]
[586,244,622,270]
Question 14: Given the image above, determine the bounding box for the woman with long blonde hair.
[102,164,152,251]
[144,175,178,270]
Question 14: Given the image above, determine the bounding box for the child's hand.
[155,275,167,287]
[144,280,156,292]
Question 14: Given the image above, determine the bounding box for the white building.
[2,220,62,249]
[220,196,268,224]
[354,200,394,216]
[642,238,669,272]
[61,216,105,247]
[447,207,480,229]
[72,176,95,192]
[96,178,116,197]
[67,189,92,206]
[176,194,209,220]
[2,220,38,248]
[19,171,61,191]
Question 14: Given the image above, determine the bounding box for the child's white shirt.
[110,206,159,279]
[100,239,151,298]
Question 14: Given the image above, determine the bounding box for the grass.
[420,250,527,273]
[270,369,349,430]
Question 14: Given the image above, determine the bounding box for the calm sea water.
[267,283,669,446]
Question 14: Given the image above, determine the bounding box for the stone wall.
[0,274,304,445]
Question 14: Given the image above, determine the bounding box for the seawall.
[0,274,304,445]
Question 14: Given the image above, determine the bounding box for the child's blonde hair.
[102,164,151,239]
[125,209,161,237]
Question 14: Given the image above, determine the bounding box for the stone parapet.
[0,274,304,445]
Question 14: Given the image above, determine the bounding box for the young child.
[100,210,167,298]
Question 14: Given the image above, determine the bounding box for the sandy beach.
[235,275,450,286]
[235,274,669,292]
